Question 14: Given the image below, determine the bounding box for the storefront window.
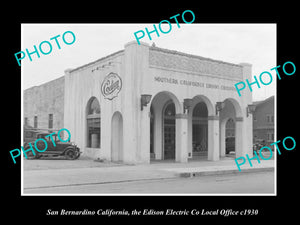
[225,118,235,137]
[86,97,101,148]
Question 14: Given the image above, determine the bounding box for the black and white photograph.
[20,23,276,195]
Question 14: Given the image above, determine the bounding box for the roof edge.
[24,76,65,92]
[68,49,124,73]
[253,95,275,107]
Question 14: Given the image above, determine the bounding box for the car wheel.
[65,148,77,160]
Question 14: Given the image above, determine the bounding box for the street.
[24,171,274,194]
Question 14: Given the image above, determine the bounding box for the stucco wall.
[64,51,125,159]
[64,41,254,162]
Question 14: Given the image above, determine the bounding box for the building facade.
[253,96,275,147]
[63,41,254,163]
[23,76,64,131]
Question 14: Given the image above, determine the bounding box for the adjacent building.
[253,95,275,147]
[23,76,64,131]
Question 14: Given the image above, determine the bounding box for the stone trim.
[175,113,188,119]
[235,117,243,122]
[69,50,124,73]
[149,47,243,79]
[207,116,219,120]
[149,64,242,82]
[150,46,242,67]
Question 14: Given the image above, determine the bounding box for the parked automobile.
[253,139,266,152]
[23,132,81,160]
[253,139,271,157]
[24,129,39,146]
[225,137,235,154]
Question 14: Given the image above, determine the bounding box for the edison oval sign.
[101,72,122,100]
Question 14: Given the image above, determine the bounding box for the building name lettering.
[101,72,122,100]
[104,80,120,95]
[154,76,236,91]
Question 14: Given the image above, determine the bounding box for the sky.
[21,23,276,101]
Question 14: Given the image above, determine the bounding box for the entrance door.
[192,102,208,158]
[192,122,208,157]
[163,102,175,160]
[225,118,235,155]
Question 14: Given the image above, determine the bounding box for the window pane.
[34,116,38,128]
[86,97,101,148]
[164,103,175,116]
[48,114,53,128]
[88,98,100,115]
[192,102,208,117]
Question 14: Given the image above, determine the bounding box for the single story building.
[24,41,254,164]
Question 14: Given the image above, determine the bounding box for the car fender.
[62,146,76,155]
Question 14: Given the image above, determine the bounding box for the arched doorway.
[219,98,243,158]
[192,102,208,159]
[149,91,181,161]
[111,111,123,162]
[188,95,214,160]
[162,101,176,160]
[86,97,100,148]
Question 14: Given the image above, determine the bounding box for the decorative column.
[139,108,151,163]
[219,119,226,157]
[153,107,163,160]
[175,113,188,163]
[235,117,244,158]
[208,115,220,161]
[187,111,193,158]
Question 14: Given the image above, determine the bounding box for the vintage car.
[23,125,40,145]
[253,139,266,151]
[23,132,81,160]
[253,139,270,157]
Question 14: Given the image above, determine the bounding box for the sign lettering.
[154,76,236,91]
[101,72,122,100]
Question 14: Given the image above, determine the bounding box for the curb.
[178,167,274,178]
[23,176,177,190]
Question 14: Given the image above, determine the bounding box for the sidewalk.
[163,159,274,177]
[23,157,275,191]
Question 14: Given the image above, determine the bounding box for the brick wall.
[23,76,65,130]
[253,96,275,146]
